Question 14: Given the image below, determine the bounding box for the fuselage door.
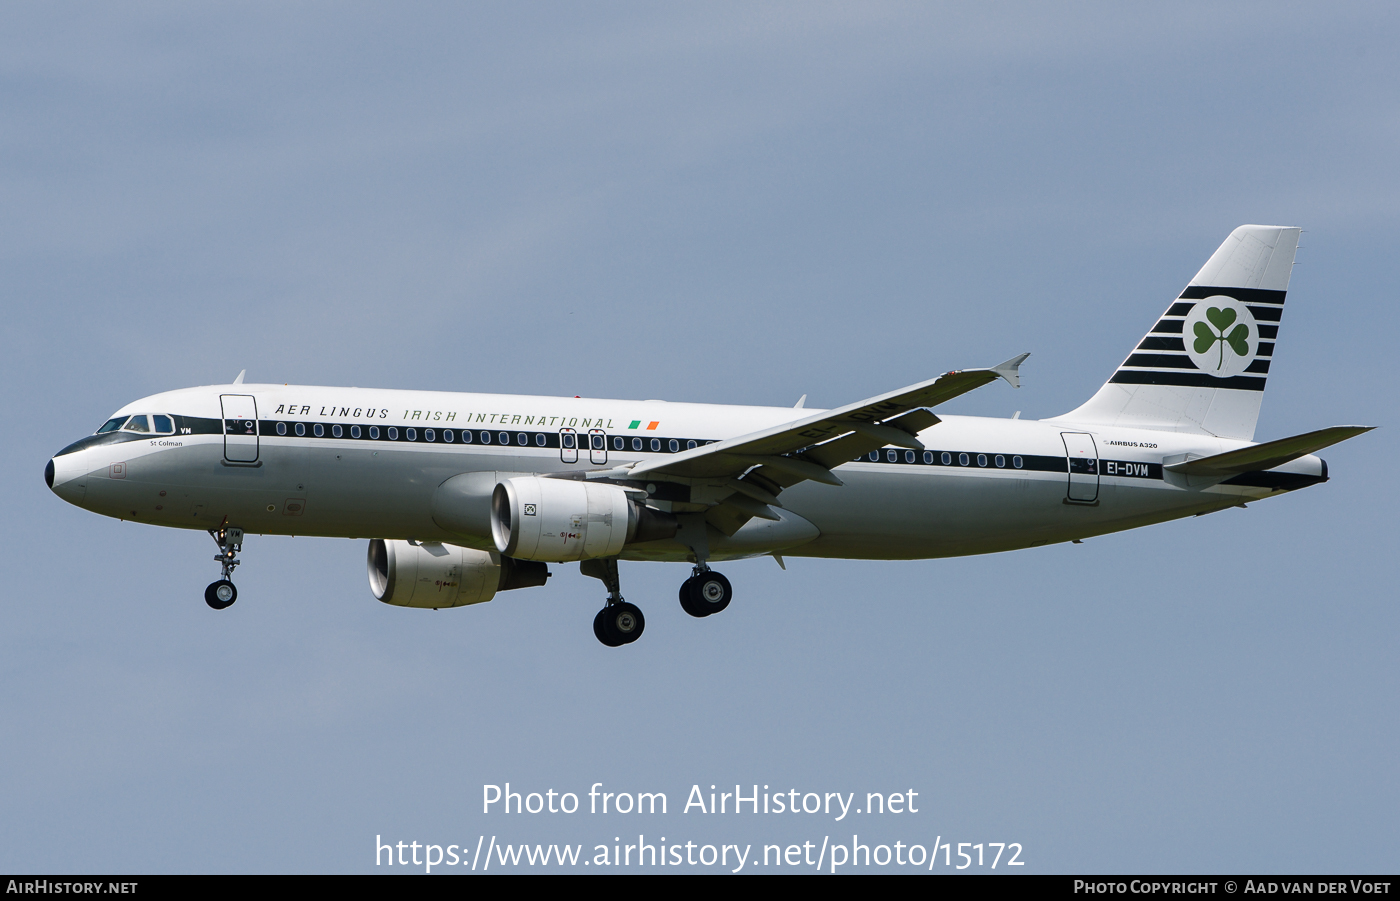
[559,428,578,464]
[588,429,607,465]
[1061,431,1099,503]
[221,394,259,463]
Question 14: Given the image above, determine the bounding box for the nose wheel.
[205,579,237,610]
[205,525,244,610]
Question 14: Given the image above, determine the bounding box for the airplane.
[45,225,1372,647]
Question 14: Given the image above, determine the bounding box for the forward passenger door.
[221,395,259,463]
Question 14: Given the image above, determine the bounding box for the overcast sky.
[3,2,1397,874]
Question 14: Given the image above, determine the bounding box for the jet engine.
[367,539,549,609]
[490,477,678,562]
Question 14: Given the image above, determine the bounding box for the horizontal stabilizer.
[1164,426,1373,476]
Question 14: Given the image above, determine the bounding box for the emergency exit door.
[1061,432,1099,503]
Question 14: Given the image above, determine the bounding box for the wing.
[598,354,1028,533]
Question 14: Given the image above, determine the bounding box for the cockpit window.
[121,415,151,433]
[152,414,174,434]
[97,417,126,434]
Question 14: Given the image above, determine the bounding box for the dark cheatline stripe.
[181,416,224,435]
[1257,341,1275,357]
[1151,319,1185,334]
[1123,353,1196,369]
[1258,325,1279,339]
[1179,286,1286,305]
[54,431,151,457]
[856,450,1071,476]
[856,450,1163,483]
[1246,305,1282,322]
[1137,336,1186,351]
[1109,370,1267,391]
[1166,302,1195,317]
[1245,359,1271,374]
[55,414,223,457]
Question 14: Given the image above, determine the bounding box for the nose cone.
[47,449,89,505]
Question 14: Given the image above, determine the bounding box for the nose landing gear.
[205,579,237,610]
[205,525,243,610]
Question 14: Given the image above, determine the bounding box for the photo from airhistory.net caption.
[379,781,1015,873]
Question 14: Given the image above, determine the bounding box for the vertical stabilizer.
[1052,225,1301,440]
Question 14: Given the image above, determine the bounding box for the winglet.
[991,353,1030,389]
[232,370,246,385]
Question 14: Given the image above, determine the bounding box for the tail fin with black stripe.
[1053,225,1301,440]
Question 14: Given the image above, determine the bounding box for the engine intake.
[367,539,549,608]
[490,477,678,562]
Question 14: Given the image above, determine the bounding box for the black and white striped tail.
[1053,225,1302,441]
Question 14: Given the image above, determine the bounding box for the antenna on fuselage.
[232,370,246,385]
[794,394,806,409]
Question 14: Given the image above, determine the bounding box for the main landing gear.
[205,525,243,610]
[679,566,732,618]
[581,557,736,647]
[581,557,644,647]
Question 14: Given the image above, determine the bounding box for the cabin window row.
[857,449,1025,469]
[264,420,1026,470]
[267,421,713,452]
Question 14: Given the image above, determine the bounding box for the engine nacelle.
[430,471,534,543]
[367,539,549,609]
[490,477,678,562]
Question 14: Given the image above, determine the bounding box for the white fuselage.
[47,383,1326,563]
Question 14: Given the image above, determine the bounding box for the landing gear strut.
[675,513,732,618]
[679,566,732,618]
[205,525,243,610]
[581,557,645,647]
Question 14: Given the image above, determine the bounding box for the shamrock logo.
[1192,306,1250,371]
